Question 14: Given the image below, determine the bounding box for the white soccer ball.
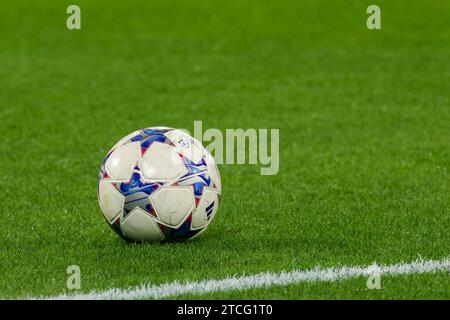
[97,127,221,242]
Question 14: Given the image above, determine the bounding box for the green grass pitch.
[0,0,449,299]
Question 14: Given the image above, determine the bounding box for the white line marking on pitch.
[38,258,449,300]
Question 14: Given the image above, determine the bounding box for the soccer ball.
[97,127,221,242]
